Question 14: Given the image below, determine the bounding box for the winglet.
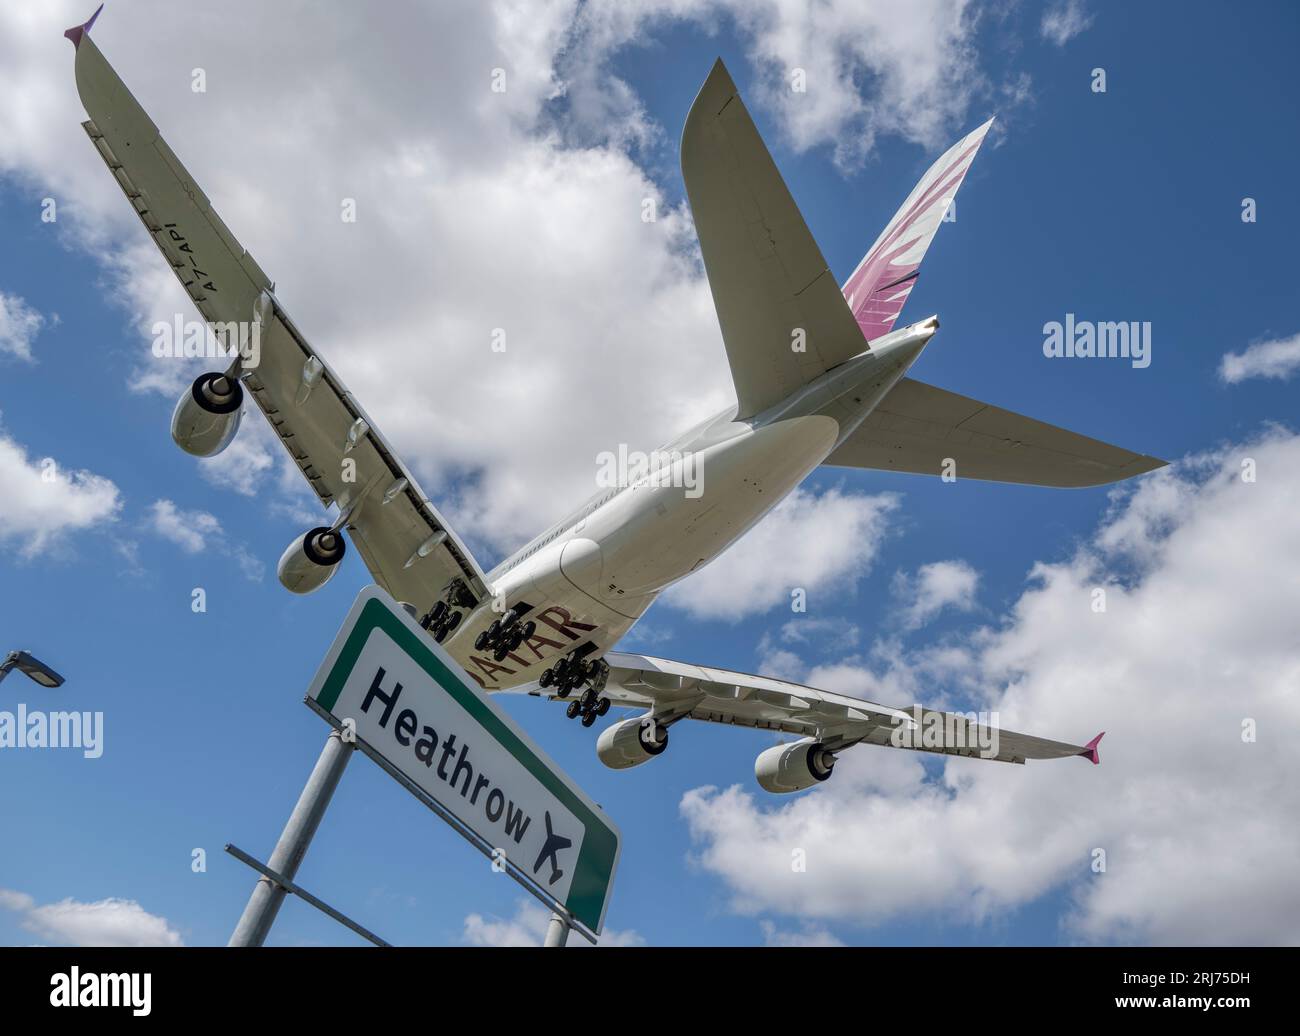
[64,4,103,49]
[1080,731,1104,765]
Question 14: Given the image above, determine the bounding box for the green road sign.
[306,586,620,936]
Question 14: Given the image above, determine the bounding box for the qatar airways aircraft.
[68,9,1161,792]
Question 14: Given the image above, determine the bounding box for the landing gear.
[475,608,536,658]
[421,603,462,642]
[545,657,612,727]
[418,584,475,642]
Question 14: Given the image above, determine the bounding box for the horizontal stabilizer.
[823,377,1166,488]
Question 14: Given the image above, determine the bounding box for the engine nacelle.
[596,716,668,770]
[754,739,836,794]
[171,372,243,457]
[277,527,347,594]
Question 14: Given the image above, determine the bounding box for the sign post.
[227,729,355,947]
[229,585,621,945]
[543,911,570,948]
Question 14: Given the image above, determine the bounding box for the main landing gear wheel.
[546,655,614,726]
[477,609,535,659]
[420,599,463,644]
[545,655,608,695]
[434,609,462,643]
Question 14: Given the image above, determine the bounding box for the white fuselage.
[446,320,935,690]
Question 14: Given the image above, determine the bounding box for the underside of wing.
[242,310,490,610]
[681,59,868,419]
[514,651,1101,788]
[824,376,1167,488]
[70,19,489,611]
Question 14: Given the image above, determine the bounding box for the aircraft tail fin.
[842,118,994,343]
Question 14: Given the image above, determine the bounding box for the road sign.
[305,586,620,936]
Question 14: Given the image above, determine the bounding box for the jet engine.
[277,527,347,594]
[171,372,243,457]
[596,716,668,770]
[754,738,836,794]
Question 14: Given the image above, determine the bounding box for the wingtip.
[64,3,103,49]
[684,56,737,142]
[1080,731,1104,765]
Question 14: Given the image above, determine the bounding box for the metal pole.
[543,911,570,947]
[229,729,354,946]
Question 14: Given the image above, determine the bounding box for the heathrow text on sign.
[305,586,620,936]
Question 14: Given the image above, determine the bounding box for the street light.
[0,650,65,688]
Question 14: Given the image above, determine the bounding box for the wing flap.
[824,376,1166,487]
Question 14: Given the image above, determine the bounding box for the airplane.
[67,9,1160,794]
[533,812,572,887]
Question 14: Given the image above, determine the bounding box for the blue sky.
[1,1,1298,947]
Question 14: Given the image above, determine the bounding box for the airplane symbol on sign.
[532,811,572,887]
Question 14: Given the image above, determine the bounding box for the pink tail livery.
[842,118,994,344]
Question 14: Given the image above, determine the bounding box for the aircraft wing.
[522,651,1099,766]
[68,13,490,610]
[824,376,1167,488]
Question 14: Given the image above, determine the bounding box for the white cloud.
[573,0,994,171]
[0,428,121,558]
[1040,0,1094,46]
[662,487,899,622]
[146,499,264,580]
[197,422,277,498]
[0,887,183,947]
[0,291,50,361]
[1218,331,1300,384]
[147,498,221,553]
[777,616,861,650]
[891,558,979,630]
[679,429,1300,944]
[462,898,643,946]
